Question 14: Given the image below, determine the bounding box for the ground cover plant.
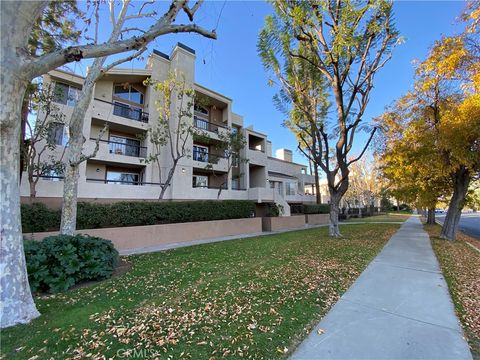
[426,224,480,359]
[2,224,399,359]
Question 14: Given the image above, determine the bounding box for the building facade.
[21,43,316,215]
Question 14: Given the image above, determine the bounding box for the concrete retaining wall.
[305,213,330,225]
[262,215,306,232]
[24,218,263,251]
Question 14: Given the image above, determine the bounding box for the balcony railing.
[192,149,226,164]
[86,178,163,186]
[192,183,228,190]
[91,138,147,158]
[193,117,227,133]
[95,98,149,123]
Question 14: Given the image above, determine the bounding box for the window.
[286,182,296,196]
[106,170,140,185]
[114,84,144,105]
[193,145,209,162]
[54,82,81,106]
[48,123,69,146]
[43,168,63,181]
[193,175,208,188]
[232,152,239,167]
[109,136,141,157]
[232,177,240,190]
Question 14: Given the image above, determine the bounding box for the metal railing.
[193,117,227,133]
[94,98,149,123]
[90,138,147,158]
[192,183,228,190]
[86,178,163,186]
[192,149,226,164]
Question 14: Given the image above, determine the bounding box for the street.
[437,212,480,240]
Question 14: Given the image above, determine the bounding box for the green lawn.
[342,212,411,223]
[2,224,399,359]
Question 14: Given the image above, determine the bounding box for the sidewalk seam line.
[339,298,463,333]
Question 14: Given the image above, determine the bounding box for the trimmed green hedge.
[24,234,119,293]
[22,200,256,233]
[303,204,330,214]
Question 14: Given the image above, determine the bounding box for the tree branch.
[27,2,216,78]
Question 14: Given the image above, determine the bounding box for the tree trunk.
[19,91,29,182]
[0,1,46,328]
[440,167,470,241]
[0,77,40,328]
[60,64,101,235]
[358,205,362,218]
[329,192,342,237]
[426,208,436,224]
[158,159,178,199]
[314,165,321,204]
[29,179,37,199]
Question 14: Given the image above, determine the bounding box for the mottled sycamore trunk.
[60,73,98,235]
[329,192,342,237]
[0,1,46,328]
[440,167,470,241]
[426,208,436,224]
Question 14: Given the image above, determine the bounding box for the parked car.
[435,209,445,214]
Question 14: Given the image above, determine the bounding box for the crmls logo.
[117,348,160,358]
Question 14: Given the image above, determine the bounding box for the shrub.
[21,203,60,233]
[24,234,119,294]
[303,204,330,214]
[266,203,281,217]
[22,200,256,232]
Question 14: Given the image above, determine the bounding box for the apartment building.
[20,43,316,215]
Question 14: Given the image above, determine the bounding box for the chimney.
[276,148,292,162]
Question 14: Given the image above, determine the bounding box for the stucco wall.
[24,218,263,251]
[262,215,306,232]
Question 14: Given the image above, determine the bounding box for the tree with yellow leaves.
[377,2,480,239]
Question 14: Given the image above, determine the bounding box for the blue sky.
[72,1,466,166]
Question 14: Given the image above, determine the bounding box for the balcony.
[105,139,146,158]
[193,117,227,134]
[93,98,149,124]
[192,149,226,164]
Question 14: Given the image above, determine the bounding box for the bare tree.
[0,0,216,328]
[22,84,67,199]
[60,0,216,235]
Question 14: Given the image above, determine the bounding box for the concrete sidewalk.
[292,216,472,360]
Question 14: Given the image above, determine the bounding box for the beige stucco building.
[21,43,317,215]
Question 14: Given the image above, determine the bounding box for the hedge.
[303,204,330,214]
[24,234,119,293]
[22,200,256,233]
